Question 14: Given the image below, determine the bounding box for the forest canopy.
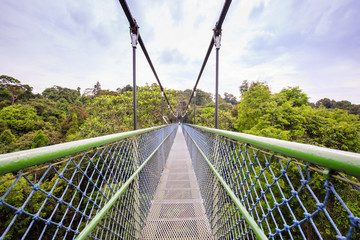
[0,75,359,154]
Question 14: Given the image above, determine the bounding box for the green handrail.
[75,125,177,240]
[0,125,166,175]
[189,124,360,178]
[185,127,268,240]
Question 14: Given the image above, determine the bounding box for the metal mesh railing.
[0,124,177,240]
[183,124,360,240]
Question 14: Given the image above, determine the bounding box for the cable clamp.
[213,22,222,49]
[130,19,139,48]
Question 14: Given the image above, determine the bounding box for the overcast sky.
[0,0,359,103]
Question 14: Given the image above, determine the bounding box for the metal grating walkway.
[141,127,213,239]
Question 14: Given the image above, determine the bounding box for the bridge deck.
[141,127,212,239]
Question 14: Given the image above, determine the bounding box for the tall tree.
[93,81,101,95]
[0,75,32,105]
[239,80,249,96]
[223,92,237,105]
[0,104,41,134]
[42,85,79,103]
[31,130,49,148]
[280,87,309,107]
[118,84,132,94]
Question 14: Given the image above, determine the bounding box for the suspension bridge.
[1,0,360,239]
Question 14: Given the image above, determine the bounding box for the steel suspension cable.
[118,0,176,114]
[182,0,232,117]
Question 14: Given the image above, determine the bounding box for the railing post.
[213,24,222,129]
[130,21,139,130]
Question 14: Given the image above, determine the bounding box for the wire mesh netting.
[183,124,360,240]
[141,127,213,239]
[0,124,177,240]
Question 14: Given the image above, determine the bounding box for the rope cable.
[182,0,232,116]
[118,0,176,115]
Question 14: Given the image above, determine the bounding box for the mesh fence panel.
[183,124,360,240]
[0,124,177,240]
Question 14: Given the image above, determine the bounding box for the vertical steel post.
[130,22,139,130]
[193,90,196,124]
[161,91,164,125]
[132,47,137,130]
[215,48,219,129]
[214,29,221,129]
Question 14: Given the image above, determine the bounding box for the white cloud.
[0,0,359,104]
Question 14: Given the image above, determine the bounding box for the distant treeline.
[1,75,360,154]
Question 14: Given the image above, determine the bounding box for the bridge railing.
[0,124,177,240]
[182,124,360,240]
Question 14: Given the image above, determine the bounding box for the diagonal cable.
[118,0,175,114]
[183,0,232,116]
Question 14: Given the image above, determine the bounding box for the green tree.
[28,98,63,130]
[279,86,309,107]
[60,106,88,135]
[235,81,271,131]
[315,98,332,108]
[80,85,178,137]
[31,130,49,148]
[93,81,101,95]
[0,104,40,134]
[193,107,235,130]
[224,92,237,105]
[99,90,118,96]
[195,89,213,106]
[66,114,79,136]
[0,129,16,144]
[0,75,33,105]
[316,98,360,116]
[117,84,133,94]
[42,85,79,103]
[235,82,360,152]
[239,80,249,96]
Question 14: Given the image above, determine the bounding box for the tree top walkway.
[1,0,359,239]
[1,124,360,239]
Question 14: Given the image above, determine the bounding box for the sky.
[0,0,359,104]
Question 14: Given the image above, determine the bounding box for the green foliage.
[0,75,359,239]
[11,131,39,151]
[223,92,238,105]
[195,89,213,106]
[60,106,88,135]
[0,120,8,133]
[42,85,80,104]
[117,84,132,94]
[316,98,360,116]
[31,130,49,148]
[0,75,34,105]
[66,114,80,141]
[0,104,41,134]
[279,86,309,107]
[80,85,178,138]
[193,107,235,130]
[28,98,62,130]
[0,129,16,144]
[235,81,360,153]
[235,81,271,132]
